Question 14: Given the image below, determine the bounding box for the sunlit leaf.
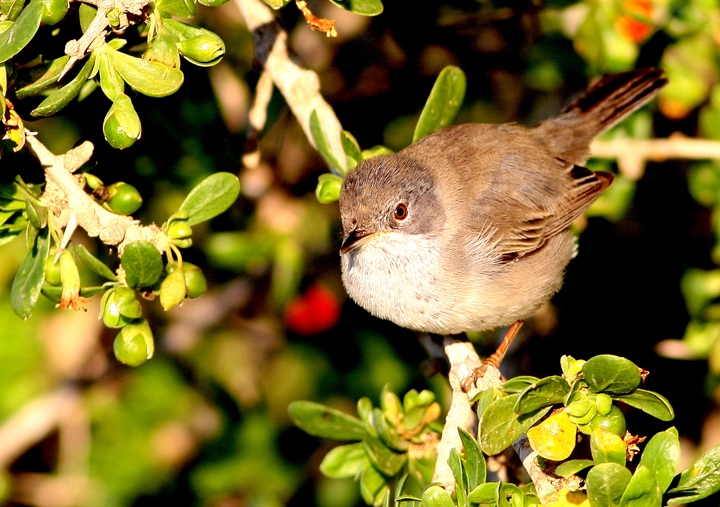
[120,241,163,288]
[327,0,382,16]
[527,410,576,461]
[31,55,95,117]
[666,443,720,504]
[11,225,49,319]
[15,55,70,98]
[76,244,118,281]
[583,355,642,394]
[310,109,343,172]
[458,427,486,490]
[105,45,183,97]
[177,172,240,226]
[422,485,455,507]
[555,459,596,478]
[479,393,551,455]
[619,466,662,507]
[288,400,367,440]
[316,173,343,204]
[320,442,368,478]
[0,0,42,63]
[363,435,406,476]
[586,463,632,507]
[413,65,466,142]
[514,375,569,415]
[638,427,680,493]
[590,428,626,466]
[614,389,674,421]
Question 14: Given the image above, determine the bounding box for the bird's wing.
[473,157,613,263]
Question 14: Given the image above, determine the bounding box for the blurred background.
[2,0,720,505]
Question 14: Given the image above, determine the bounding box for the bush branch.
[25,135,166,254]
[235,0,347,171]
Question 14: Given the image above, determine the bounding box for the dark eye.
[393,203,408,221]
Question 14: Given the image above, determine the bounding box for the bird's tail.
[537,68,667,164]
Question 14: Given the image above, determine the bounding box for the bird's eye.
[393,203,408,221]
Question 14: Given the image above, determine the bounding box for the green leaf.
[499,483,524,507]
[501,376,540,394]
[614,389,674,421]
[666,443,720,504]
[555,459,596,478]
[514,375,570,415]
[11,225,49,319]
[15,55,70,98]
[0,0,42,63]
[479,393,551,455]
[587,463,632,507]
[319,442,367,478]
[583,355,642,395]
[468,482,498,504]
[310,110,343,172]
[156,0,195,18]
[178,172,240,226]
[288,400,367,440]
[360,462,388,506]
[327,0,382,16]
[371,407,409,452]
[97,49,124,101]
[459,427,486,490]
[449,448,468,507]
[24,199,47,229]
[105,44,183,97]
[315,173,343,204]
[363,436,406,476]
[638,427,680,493]
[422,486,455,507]
[76,244,117,281]
[341,130,362,165]
[120,241,163,288]
[413,65,466,142]
[590,428,626,466]
[526,410,577,461]
[31,54,95,117]
[619,466,662,507]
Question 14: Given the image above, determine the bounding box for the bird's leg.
[483,320,524,369]
[462,320,524,391]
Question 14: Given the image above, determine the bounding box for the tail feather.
[562,68,667,134]
[537,68,667,165]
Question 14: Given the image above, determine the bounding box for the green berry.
[106,182,143,215]
[41,0,68,25]
[589,405,627,436]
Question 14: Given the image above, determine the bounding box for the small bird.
[339,68,667,365]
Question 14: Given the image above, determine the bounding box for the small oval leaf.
[619,466,662,507]
[526,410,577,461]
[316,173,343,204]
[479,393,551,456]
[288,400,367,440]
[614,389,674,421]
[590,428,626,466]
[638,427,680,493]
[11,225,50,319]
[120,240,163,288]
[319,442,367,478]
[587,463,632,507]
[515,375,570,415]
[178,172,240,226]
[413,65,466,142]
[583,355,642,395]
[106,45,184,97]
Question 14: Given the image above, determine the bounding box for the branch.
[25,135,167,254]
[590,135,720,180]
[0,386,82,469]
[234,0,347,172]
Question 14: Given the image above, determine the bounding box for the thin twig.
[235,0,346,172]
[590,135,720,179]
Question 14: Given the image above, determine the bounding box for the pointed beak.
[340,228,380,255]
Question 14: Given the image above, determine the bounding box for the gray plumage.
[339,69,667,335]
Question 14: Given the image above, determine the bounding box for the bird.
[338,68,667,367]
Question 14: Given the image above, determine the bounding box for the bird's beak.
[340,228,380,255]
